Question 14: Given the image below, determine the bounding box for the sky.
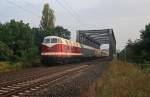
[0,0,150,50]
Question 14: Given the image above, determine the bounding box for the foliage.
[118,23,150,64]
[0,62,25,72]
[32,28,44,46]
[0,20,41,66]
[40,3,55,34]
[53,26,71,39]
[40,25,71,39]
[40,3,71,39]
[0,41,13,61]
[0,62,13,72]
[140,23,150,61]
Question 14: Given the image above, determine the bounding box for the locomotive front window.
[51,38,58,43]
[43,39,50,43]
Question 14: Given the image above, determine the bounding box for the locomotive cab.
[41,36,62,53]
[43,36,62,44]
[41,36,64,64]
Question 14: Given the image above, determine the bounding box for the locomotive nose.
[41,44,49,53]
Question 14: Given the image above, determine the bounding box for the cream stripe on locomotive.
[41,52,82,56]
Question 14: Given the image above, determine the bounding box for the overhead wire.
[5,0,41,19]
[21,0,40,13]
[22,0,79,27]
[5,0,87,29]
[62,0,81,17]
[58,0,89,28]
[55,0,86,26]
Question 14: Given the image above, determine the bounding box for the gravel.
[27,61,109,97]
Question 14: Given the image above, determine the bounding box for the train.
[41,36,108,64]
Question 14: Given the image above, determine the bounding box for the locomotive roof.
[44,36,76,43]
[44,36,97,50]
[44,36,60,39]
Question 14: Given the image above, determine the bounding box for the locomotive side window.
[51,38,58,43]
[58,39,62,43]
[43,39,50,43]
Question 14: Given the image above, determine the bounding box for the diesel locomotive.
[41,36,108,64]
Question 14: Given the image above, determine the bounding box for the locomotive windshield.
[43,37,62,44]
[43,38,50,43]
[51,38,58,43]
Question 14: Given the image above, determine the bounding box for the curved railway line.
[0,65,77,87]
[0,64,89,97]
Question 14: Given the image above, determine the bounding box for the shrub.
[0,41,13,61]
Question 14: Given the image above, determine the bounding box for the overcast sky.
[0,0,150,49]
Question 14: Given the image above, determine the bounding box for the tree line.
[0,3,71,67]
[118,23,150,64]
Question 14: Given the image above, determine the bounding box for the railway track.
[0,65,76,87]
[0,64,89,97]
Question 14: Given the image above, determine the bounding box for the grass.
[0,62,24,73]
[95,60,150,97]
[0,62,12,72]
[139,63,150,73]
[80,60,150,97]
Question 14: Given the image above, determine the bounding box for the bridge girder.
[76,29,116,59]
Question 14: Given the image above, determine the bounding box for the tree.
[0,20,40,65]
[53,26,71,39]
[40,3,55,34]
[118,23,150,63]
[32,28,44,48]
[126,40,143,63]
[140,23,150,61]
[140,23,150,40]
[0,41,13,61]
[40,3,71,39]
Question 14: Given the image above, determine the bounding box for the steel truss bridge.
[76,29,116,59]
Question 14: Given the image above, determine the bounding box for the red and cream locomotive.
[41,36,104,64]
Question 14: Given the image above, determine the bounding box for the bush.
[18,46,40,67]
[0,20,42,66]
[0,41,13,61]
